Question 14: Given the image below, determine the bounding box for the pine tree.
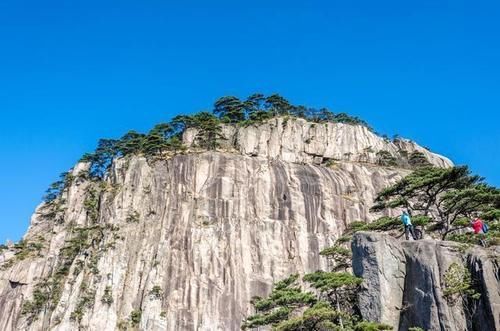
[142,134,168,155]
[149,122,174,139]
[213,96,246,123]
[408,151,431,168]
[371,166,500,239]
[244,93,272,123]
[117,131,145,155]
[265,94,293,116]
[241,274,317,330]
[84,139,120,178]
[190,112,224,150]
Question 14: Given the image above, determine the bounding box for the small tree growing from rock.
[443,262,481,325]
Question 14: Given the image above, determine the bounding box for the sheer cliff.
[352,232,499,331]
[0,117,481,331]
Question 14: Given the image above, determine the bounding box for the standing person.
[401,209,417,240]
[471,218,484,234]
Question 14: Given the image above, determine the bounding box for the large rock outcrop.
[352,232,500,331]
[0,119,456,330]
[183,117,453,168]
[0,153,410,331]
[351,232,406,327]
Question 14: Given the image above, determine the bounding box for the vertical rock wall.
[0,118,457,330]
[0,153,408,330]
[352,232,500,331]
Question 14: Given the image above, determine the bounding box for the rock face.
[184,117,453,168]
[352,232,500,331]
[467,248,500,331]
[351,232,406,327]
[0,119,456,330]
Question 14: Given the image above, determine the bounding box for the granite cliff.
[2,117,496,331]
[352,232,499,331]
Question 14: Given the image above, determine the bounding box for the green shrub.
[130,309,142,325]
[448,233,476,245]
[323,159,337,168]
[347,221,369,233]
[408,151,431,168]
[73,260,84,276]
[354,321,393,330]
[0,259,14,270]
[376,150,398,167]
[443,262,480,304]
[117,320,129,330]
[101,286,113,305]
[412,215,431,227]
[149,285,162,299]
[320,245,351,271]
[83,186,100,223]
[126,211,140,223]
[88,254,100,275]
[70,282,96,323]
[21,278,63,322]
[21,286,50,318]
[366,217,400,231]
[14,240,44,260]
[336,235,352,244]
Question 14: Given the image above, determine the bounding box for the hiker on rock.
[471,217,485,234]
[401,209,417,240]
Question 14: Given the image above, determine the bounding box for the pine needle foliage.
[371,166,500,241]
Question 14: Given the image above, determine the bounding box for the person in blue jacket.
[401,209,417,240]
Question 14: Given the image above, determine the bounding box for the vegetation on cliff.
[242,163,499,329]
[242,239,391,331]
[77,93,369,179]
[36,94,372,201]
[5,94,497,329]
[370,165,500,245]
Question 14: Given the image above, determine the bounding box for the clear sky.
[0,0,499,243]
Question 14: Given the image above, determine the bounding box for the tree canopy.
[371,166,500,242]
[214,96,246,123]
[212,93,370,128]
[43,172,73,203]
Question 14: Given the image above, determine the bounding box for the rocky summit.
[0,115,497,331]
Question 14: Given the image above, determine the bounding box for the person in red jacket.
[471,218,484,234]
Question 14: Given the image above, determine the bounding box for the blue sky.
[0,0,499,243]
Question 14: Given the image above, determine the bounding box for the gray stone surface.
[352,232,406,327]
[0,153,409,331]
[467,247,500,331]
[352,232,500,331]
[0,118,456,330]
[398,240,467,331]
[184,117,452,167]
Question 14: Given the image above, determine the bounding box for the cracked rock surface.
[352,232,500,331]
[0,120,462,330]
